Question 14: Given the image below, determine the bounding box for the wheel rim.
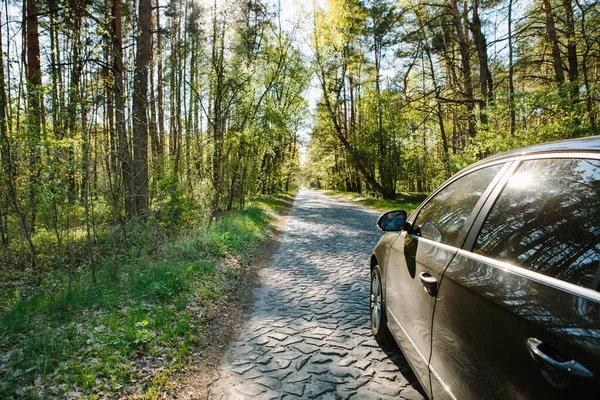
[370,273,381,332]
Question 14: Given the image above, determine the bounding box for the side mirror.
[376,210,407,232]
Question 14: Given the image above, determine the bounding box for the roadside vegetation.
[0,193,293,399]
[1,1,304,397]
[323,190,427,214]
[306,0,599,197]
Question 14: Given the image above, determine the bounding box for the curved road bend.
[209,188,424,399]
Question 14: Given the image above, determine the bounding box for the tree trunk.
[542,0,565,84]
[66,6,84,197]
[48,0,61,142]
[4,3,38,269]
[471,0,493,104]
[471,0,493,127]
[156,0,165,156]
[562,0,579,115]
[105,4,117,181]
[113,0,135,218]
[562,0,578,85]
[149,25,160,162]
[81,82,97,284]
[421,16,450,176]
[449,0,476,138]
[575,0,596,131]
[0,9,8,246]
[132,0,151,214]
[211,8,227,218]
[508,0,516,135]
[25,0,42,233]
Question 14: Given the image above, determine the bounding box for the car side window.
[473,158,600,292]
[413,164,503,247]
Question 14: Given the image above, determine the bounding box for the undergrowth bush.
[0,193,291,399]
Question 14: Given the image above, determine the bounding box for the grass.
[322,190,428,214]
[0,194,292,399]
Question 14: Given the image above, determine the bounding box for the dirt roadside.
[170,195,296,400]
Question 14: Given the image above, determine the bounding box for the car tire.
[370,264,393,346]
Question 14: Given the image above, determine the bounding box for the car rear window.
[473,158,600,292]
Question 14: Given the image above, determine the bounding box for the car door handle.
[419,272,438,296]
[526,338,594,380]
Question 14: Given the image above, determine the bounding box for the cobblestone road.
[209,189,424,399]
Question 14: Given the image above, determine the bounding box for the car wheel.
[370,265,393,345]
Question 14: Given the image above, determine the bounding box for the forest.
[0,0,598,397]
[1,0,309,269]
[307,0,600,197]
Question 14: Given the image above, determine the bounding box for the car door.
[430,157,600,400]
[384,163,507,395]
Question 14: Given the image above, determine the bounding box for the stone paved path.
[209,189,424,399]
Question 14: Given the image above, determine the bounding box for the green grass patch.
[323,190,428,214]
[0,194,290,399]
[251,191,295,210]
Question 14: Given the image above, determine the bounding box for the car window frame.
[407,161,511,250]
[461,152,600,302]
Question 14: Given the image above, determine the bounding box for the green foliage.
[0,261,207,397]
[308,0,600,198]
[463,83,595,161]
[0,193,285,398]
[156,175,198,229]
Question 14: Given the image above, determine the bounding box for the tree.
[132,0,152,215]
[113,0,135,218]
[312,0,397,198]
[25,0,43,233]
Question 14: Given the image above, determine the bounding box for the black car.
[370,136,600,399]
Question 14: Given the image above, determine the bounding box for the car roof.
[467,135,600,170]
